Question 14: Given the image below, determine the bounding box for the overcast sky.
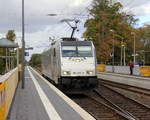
[0,0,150,60]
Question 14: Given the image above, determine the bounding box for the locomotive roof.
[61,41,92,46]
[61,37,78,41]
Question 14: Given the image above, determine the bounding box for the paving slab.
[7,69,49,120]
[8,67,96,120]
[98,72,150,90]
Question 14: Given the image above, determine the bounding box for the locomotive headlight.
[63,71,71,75]
[86,71,94,75]
[76,59,80,62]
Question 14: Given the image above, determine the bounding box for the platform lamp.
[131,32,136,64]
[21,0,25,89]
[110,29,115,72]
[120,37,126,66]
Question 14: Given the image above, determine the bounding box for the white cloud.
[130,3,150,16]
[70,0,81,7]
[118,0,150,16]
[1,0,150,59]
[0,0,91,47]
[71,0,86,7]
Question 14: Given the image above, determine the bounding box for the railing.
[97,64,150,77]
[140,66,150,76]
[0,68,18,120]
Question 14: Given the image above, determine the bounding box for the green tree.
[29,54,41,67]
[5,30,17,71]
[0,48,6,74]
[84,0,137,64]
[0,30,17,74]
[135,25,150,65]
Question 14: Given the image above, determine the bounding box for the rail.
[96,84,150,119]
[93,90,138,120]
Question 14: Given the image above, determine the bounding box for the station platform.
[98,72,150,90]
[7,66,96,120]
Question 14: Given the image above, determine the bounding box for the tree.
[0,30,17,74]
[5,30,17,71]
[6,30,16,42]
[29,54,41,67]
[0,48,6,74]
[84,0,138,64]
[135,25,150,65]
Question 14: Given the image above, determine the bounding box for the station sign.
[25,47,33,50]
[25,52,29,56]
[109,53,114,57]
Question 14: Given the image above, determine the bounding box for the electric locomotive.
[42,37,98,91]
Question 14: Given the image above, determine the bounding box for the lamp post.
[133,33,136,64]
[121,43,123,66]
[110,29,115,72]
[120,37,126,66]
[120,37,124,66]
[21,0,25,89]
[123,45,126,66]
[131,32,136,64]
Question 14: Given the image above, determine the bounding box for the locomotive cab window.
[61,45,93,57]
[77,46,93,57]
[62,46,76,57]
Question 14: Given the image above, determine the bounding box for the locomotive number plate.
[73,72,84,75]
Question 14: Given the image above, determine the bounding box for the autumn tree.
[84,0,137,64]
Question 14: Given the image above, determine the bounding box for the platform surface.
[8,67,95,120]
[98,72,150,90]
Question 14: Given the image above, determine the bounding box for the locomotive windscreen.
[61,41,93,57]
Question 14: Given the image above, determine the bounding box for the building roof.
[0,38,18,48]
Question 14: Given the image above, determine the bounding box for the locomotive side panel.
[42,50,52,78]
[51,43,61,83]
[42,42,61,84]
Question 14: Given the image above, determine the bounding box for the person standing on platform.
[128,61,134,75]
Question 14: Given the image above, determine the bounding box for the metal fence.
[105,65,140,75]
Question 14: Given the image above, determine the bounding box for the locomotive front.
[59,41,98,89]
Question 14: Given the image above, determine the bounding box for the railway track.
[99,80,150,96]
[70,94,129,120]
[96,84,150,120]
[35,68,150,119]
[99,80,150,108]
